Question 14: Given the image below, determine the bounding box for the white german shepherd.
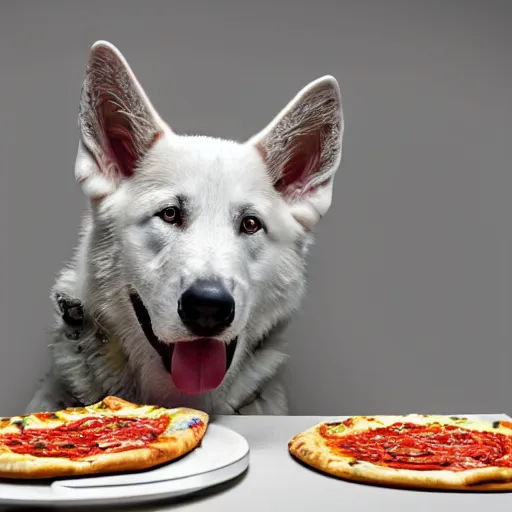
[26,41,344,415]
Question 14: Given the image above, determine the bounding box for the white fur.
[26,41,344,416]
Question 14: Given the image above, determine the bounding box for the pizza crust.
[0,397,209,479]
[288,415,512,491]
[0,443,185,479]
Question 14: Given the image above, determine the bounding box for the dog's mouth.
[129,293,237,395]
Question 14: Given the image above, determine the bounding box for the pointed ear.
[75,41,167,199]
[247,76,343,230]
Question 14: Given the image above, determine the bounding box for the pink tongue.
[171,339,227,395]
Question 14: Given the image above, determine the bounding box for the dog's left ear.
[75,41,168,200]
[247,76,343,230]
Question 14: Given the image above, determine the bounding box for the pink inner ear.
[100,99,139,178]
[274,130,323,197]
[107,124,139,178]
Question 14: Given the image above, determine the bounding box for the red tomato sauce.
[320,421,512,471]
[1,415,172,460]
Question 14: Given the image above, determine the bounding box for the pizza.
[288,414,512,491]
[0,396,208,479]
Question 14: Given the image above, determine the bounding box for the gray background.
[0,0,510,417]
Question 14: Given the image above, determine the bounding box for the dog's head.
[75,41,344,397]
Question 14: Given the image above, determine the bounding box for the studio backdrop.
[0,0,510,416]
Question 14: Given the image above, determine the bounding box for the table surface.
[1,414,511,511]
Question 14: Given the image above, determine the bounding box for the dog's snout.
[178,279,235,336]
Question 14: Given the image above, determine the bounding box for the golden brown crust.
[0,396,209,479]
[101,396,136,411]
[288,414,512,491]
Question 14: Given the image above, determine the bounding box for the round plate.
[0,423,249,508]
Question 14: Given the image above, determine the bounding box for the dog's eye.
[158,207,181,225]
[241,216,262,235]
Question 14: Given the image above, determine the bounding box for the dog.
[26,41,344,416]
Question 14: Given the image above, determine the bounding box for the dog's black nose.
[178,280,235,337]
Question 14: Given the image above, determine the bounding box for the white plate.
[0,423,249,508]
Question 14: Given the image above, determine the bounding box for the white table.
[1,414,511,511]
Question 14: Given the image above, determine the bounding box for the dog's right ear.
[75,41,168,200]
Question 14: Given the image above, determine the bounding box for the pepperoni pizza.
[289,414,512,491]
[0,396,208,479]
